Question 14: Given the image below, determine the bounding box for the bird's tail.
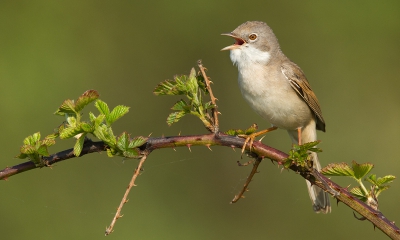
[288,119,331,214]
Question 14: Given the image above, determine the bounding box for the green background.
[1,1,399,239]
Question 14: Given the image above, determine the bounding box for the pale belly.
[237,69,312,131]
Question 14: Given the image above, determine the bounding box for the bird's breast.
[237,64,312,130]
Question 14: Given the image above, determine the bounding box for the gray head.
[221,21,281,67]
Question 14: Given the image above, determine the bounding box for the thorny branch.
[198,60,219,133]
[1,134,400,238]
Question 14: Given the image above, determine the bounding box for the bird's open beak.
[221,33,246,51]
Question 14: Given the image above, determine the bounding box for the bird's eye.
[249,33,257,41]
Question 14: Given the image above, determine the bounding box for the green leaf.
[116,132,130,151]
[171,99,190,111]
[153,76,188,96]
[73,133,86,156]
[59,126,83,139]
[55,99,76,115]
[93,114,106,127]
[89,112,96,122]
[108,105,130,125]
[95,100,110,117]
[80,122,94,132]
[20,145,36,155]
[37,145,50,157]
[123,148,140,158]
[350,187,367,201]
[352,161,374,180]
[367,174,396,186]
[129,136,147,148]
[75,90,100,112]
[93,125,116,146]
[166,111,186,126]
[321,162,355,177]
[66,116,77,127]
[41,138,56,147]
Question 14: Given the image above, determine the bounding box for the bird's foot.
[238,126,278,154]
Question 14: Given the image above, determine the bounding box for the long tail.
[288,119,331,214]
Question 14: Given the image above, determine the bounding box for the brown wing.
[281,62,326,132]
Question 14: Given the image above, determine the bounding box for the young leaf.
[80,122,94,132]
[73,133,86,156]
[171,99,190,111]
[123,148,140,158]
[95,100,110,117]
[167,111,186,126]
[108,105,130,125]
[75,90,100,112]
[20,145,37,155]
[367,174,396,186]
[129,136,147,149]
[153,78,187,96]
[321,162,355,177]
[55,99,76,116]
[352,161,374,180]
[59,126,83,139]
[350,187,367,201]
[89,112,96,122]
[116,132,130,151]
[36,145,50,157]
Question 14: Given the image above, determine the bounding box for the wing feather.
[281,62,326,132]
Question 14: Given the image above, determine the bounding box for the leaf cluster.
[283,141,322,169]
[16,132,57,166]
[17,90,146,166]
[153,68,215,129]
[322,161,395,206]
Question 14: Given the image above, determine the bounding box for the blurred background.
[1,1,399,239]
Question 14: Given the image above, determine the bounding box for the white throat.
[230,44,271,70]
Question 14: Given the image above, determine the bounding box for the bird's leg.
[239,126,278,153]
[297,128,302,145]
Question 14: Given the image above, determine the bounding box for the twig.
[231,157,262,203]
[197,60,219,133]
[105,154,148,236]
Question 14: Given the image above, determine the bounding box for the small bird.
[221,21,330,213]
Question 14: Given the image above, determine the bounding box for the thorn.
[125,199,129,203]
[336,199,341,206]
[241,195,245,199]
[259,135,266,142]
[178,131,181,136]
[218,111,222,115]
[187,144,192,152]
[133,184,137,186]
[173,148,176,151]
[148,132,153,137]
[214,97,218,101]
[206,144,212,151]
[231,145,236,151]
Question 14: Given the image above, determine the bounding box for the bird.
[221,21,330,213]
